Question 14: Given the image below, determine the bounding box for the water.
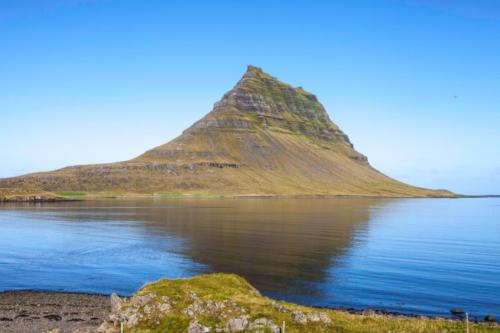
[0,198,498,319]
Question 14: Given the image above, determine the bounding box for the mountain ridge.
[0,65,455,199]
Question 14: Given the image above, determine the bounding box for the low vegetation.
[102,273,499,333]
[55,191,87,197]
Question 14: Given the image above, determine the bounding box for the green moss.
[123,273,499,333]
[142,316,190,333]
[158,192,184,197]
[55,191,86,197]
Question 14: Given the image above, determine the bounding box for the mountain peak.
[245,64,264,74]
[237,65,278,89]
[168,66,356,147]
[214,66,328,122]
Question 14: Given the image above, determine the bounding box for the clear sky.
[1,0,499,195]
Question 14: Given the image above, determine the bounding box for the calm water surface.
[0,198,498,319]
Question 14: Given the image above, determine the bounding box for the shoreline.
[1,289,497,325]
[0,290,110,333]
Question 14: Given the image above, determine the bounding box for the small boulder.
[143,304,153,315]
[362,309,376,317]
[314,312,332,325]
[182,299,204,317]
[121,307,140,327]
[450,309,465,316]
[97,321,117,333]
[292,311,307,324]
[188,320,212,333]
[158,301,172,312]
[110,293,122,313]
[291,310,331,325]
[225,316,249,332]
[248,318,280,333]
[307,312,321,322]
[131,293,155,307]
[271,301,288,313]
[484,315,497,323]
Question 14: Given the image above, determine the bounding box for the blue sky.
[1,0,499,195]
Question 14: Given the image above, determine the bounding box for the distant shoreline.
[0,192,477,203]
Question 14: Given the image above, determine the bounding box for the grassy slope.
[0,127,451,198]
[121,273,498,333]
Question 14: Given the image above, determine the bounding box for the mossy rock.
[108,273,500,333]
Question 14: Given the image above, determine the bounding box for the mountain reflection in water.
[1,198,499,318]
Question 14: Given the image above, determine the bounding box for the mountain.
[0,66,453,198]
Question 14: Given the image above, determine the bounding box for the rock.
[108,290,174,329]
[450,309,465,316]
[182,299,204,317]
[248,318,280,333]
[182,298,230,318]
[307,312,321,322]
[271,301,288,313]
[191,118,252,131]
[143,304,153,315]
[97,321,117,333]
[44,314,62,321]
[131,293,155,307]
[110,293,122,313]
[109,292,161,328]
[307,312,331,325]
[158,301,171,312]
[188,320,212,333]
[47,329,61,333]
[362,309,376,317]
[224,316,249,332]
[108,312,120,324]
[484,315,497,322]
[122,308,140,327]
[160,295,172,304]
[189,291,200,300]
[291,310,331,325]
[292,311,307,324]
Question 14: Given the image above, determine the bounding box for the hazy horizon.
[1,0,499,195]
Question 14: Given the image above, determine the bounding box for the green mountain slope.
[0,66,454,198]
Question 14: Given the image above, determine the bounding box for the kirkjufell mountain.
[0,66,453,198]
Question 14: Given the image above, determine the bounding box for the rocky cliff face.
[215,66,328,120]
[141,65,367,167]
[0,65,453,198]
[182,65,354,147]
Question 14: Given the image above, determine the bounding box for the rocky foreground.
[1,274,498,333]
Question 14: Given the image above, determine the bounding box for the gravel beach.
[0,291,110,333]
